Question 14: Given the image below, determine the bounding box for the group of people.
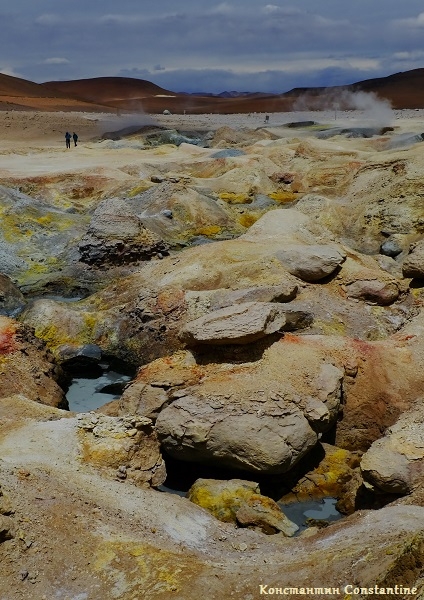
[65,131,78,149]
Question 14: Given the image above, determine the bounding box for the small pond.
[66,366,132,412]
[279,497,342,534]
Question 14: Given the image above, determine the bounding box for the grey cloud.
[1,2,424,93]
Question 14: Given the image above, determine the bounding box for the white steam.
[293,90,394,126]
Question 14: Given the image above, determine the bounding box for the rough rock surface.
[275,244,346,281]
[0,316,66,408]
[179,301,312,345]
[188,478,298,536]
[79,197,169,265]
[402,240,424,278]
[344,279,400,305]
[361,400,424,494]
[0,273,26,316]
[123,346,345,473]
[77,413,166,488]
[156,392,318,474]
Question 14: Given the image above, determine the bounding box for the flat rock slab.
[179,301,311,345]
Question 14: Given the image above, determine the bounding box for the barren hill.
[1,68,424,112]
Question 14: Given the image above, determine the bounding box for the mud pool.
[66,368,132,412]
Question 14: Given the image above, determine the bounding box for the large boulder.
[78,197,169,265]
[275,244,346,281]
[361,401,424,494]
[179,302,312,345]
[126,344,344,474]
[156,393,318,474]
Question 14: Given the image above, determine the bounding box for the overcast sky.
[2,1,424,93]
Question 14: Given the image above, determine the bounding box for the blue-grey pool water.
[66,370,132,412]
[280,497,342,534]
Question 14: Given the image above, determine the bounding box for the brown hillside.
[1,68,424,113]
[282,69,424,110]
[0,73,117,112]
[42,77,176,104]
[349,68,424,109]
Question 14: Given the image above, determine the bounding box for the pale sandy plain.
[1,108,424,177]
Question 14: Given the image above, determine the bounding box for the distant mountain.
[0,73,68,98]
[1,68,424,112]
[42,77,177,106]
[282,68,424,110]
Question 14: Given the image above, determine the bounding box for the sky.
[2,1,424,94]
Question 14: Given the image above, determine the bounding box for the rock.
[156,392,318,474]
[402,240,424,278]
[205,282,298,309]
[57,343,103,373]
[188,478,298,536]
[0,316,67,409]
[279,443,361,507]
[78,197,169,265]
[0,273,26,316]
[380,238,403,258]
[275,244,346,281]
[0,485,13,516]
[345,279,400,305]
[0,515,15,542]
[361,400,424,494]
[235,496,299,536]
[77,413,166,487]
[179,302,312,345]
[118,382,170,421]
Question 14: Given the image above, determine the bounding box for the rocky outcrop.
[122,345,345,474]
[0,273,26,316]
[402,240,424,278]
[0,316,66,408]
[179,302,312,345]
[361,401,424,494]
[188,478,298,536]
[78,197,169,265]
[77,413,166,487]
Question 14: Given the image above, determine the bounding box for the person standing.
[72,132,78,147]
[65,131,71,149]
